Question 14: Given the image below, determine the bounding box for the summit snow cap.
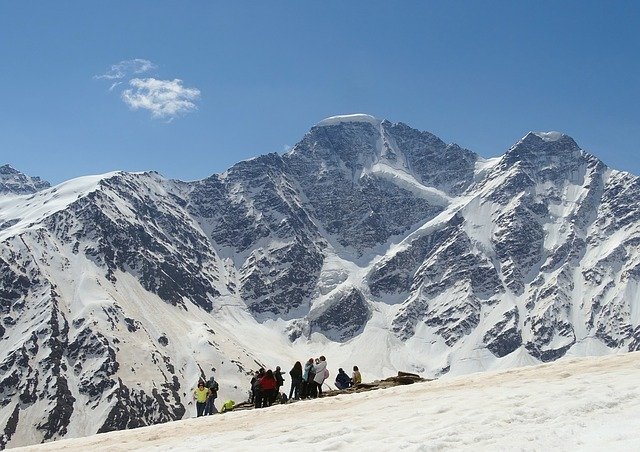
[532,131,564,142]
[316,113,381,127]
[513,131,580,151]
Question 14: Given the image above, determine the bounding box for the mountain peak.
[1,163,15,172]
[519,131,580,149]
[503,131,582,165]
[0,164,51,195]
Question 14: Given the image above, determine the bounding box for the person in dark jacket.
[251,368,265,407]
[204,375,219,415]
[334,368,351,390]
[289,361,303,400]
[274,366,285,393]
[301,358,315,399]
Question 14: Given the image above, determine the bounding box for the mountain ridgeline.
[2,115,640,447]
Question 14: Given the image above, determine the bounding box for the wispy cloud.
[95,59,201,121]
[121,78,201,120]
[109,81,123,91]
[94,59,156,80]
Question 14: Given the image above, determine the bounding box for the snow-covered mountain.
[2,114,640,448]
[0,165,50,196]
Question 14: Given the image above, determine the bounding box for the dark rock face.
[368,215,470,304]
[0,287,79,446]
[284,121,446,253]
[389,215,504,343]
[484,308,522,358]
[239,238,324,317]
[98,377,185,434]
[186,154,324,318]
[2,118,640,447]
[63,174,224,312]
[383,121,477,195]
[309,288,372,342]
[493,204,545,295]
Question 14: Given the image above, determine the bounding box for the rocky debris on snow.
[228,371,430,413]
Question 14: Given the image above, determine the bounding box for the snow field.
[15,351,640,451]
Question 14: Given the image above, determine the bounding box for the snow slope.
[0,173,112,241]
[13,351,640,451]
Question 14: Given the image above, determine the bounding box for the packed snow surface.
[15,352,640,451]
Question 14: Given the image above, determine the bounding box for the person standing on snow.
[289,361,303,400]
[301,358,315,399]
[257,369,279,407]
[193,381,208,417]
[274,366,285,394]
[205,375,219,415]
[313,356,328,397]
[251,368,265,405]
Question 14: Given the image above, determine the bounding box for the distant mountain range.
[2,114,639,448]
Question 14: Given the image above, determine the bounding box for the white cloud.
[95,59,200,121]
[95,59,156,80]
[121,78,201,120]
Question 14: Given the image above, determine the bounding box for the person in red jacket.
[257,369,278,408]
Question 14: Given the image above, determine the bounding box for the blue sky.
[1,1,638,184]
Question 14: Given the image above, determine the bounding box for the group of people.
[335,365,361,389]
[194,358,363,416]
[287,355,329,400]
[254,357,363,406]
[192,375,219,417]
[250,366,285,408]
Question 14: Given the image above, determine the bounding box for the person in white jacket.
[312,356,328,397]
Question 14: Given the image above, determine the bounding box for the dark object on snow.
[331,371,430,395]
[397,371,421,379]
